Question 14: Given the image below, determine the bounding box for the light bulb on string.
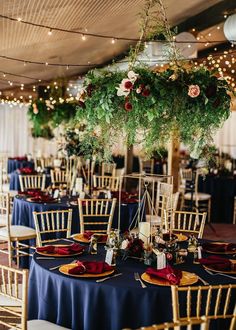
[81,34,86,41]
[66,65,69,70]
[48,29,53,36]
[17,17,22,22]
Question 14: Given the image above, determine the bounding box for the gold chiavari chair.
[0,264,70,329]
[146,181,174,228]
[0,192,36,267]
[171,284,236,330]
[124,317,209,330]
[77,198,117,234]
[33,209,73,246]
[181,169,211,222]
[50,169,68,189]
[19,174,46,192]
[101,162,117,176]
[139,158,155,174]
[93,175,122,192]
[164,210,206,239]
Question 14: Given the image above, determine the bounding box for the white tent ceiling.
[0,0,224,92]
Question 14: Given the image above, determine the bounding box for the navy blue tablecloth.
[198,175,236,223]
[9,171,51,191]
[28,245,236,330]
[7,159,34,174]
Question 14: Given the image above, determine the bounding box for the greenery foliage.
[74,65,232,160]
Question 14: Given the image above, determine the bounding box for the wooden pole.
[125,144,133,175]
[168,133,180,193]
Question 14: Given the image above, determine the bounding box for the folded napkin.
[202,242,236,253]
[146,265,182,285]
[112,191,138,203]
[83,231,108,242]
[36,243,84,255]
[18,167,35,174]
[18,189,44,197]
[198,256,235,271]
[68,261,113,275]
[30,195,55,203]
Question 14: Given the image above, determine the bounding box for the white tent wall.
[0,104,57,157]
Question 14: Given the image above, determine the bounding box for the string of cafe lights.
[0,13,236,46]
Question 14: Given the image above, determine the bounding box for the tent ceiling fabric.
[0,0,222,90]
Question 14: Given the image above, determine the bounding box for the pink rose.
[124,102,132,111]
[188,85,200,98]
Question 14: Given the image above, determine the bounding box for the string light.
[81,34,86,41]
[48,29,53,36]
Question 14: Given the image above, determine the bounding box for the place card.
[105,249,114,266]
[53,189,59,199]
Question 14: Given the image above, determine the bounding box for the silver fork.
[49,259,77,271]
[204,268,236,280]
[197,276,209,286]
[134,272,147,288]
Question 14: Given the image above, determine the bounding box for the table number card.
[105,249,114,266]
[53,189,59,199]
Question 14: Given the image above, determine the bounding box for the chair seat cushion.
[28,320,71,330]
[184,192,211,200]
[0,225,36,239]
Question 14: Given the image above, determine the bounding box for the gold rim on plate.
[203,259,236,274]
[175,233,188,242]
[59,263,115,278]
[141,271,198,286]
[36,245,84,258]
[73,233,107,244]
[203,242,236,255]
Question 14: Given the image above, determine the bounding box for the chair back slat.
[33,209,72,246]
[93,175,122,192]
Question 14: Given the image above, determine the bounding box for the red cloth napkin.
[68,261,113,275]
[9,157,27,161]
[18,189,44,197]
[111,191,138,203]
[36,243,84,255]
[83,231,108,242]
[202,242,236,253]
[146,265,182,285]
[30,195,55,203]
[18,167,35,174]
[198,256,235,271]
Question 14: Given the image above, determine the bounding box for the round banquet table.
[28,244,236,330]
[7,159,34,174]
[9,171,51,191]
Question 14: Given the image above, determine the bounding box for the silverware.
[36,257,55,260]
[96,273,122,283]
[134,272,147,288]
[197,276,209,285]
[62,238,74,243]
[49,259,77,271]
[204,268,236,280]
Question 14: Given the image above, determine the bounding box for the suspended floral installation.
[73,0,233,160]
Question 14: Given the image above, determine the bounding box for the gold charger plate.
[203,242,236,255]
[141,271,198,286]
[203,259,236,274]
[175,233,188,242]
[73,233,107,244]
[36,244,84,258]
[59,263,114,278]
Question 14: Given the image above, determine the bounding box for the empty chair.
[33,209,73,246]
[164,210,206,238]
[0,192,36,266]
[50,169,68,188]
[77,198,117,234]
[19,174,46,192]
[181,169,211,222]
[93,175,122,192]
[0,264,70,329]
[139,158,155,174]
[171,284,236,330]
[101,162,117,176]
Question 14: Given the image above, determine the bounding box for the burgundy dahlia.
[142,88,150,97]
[124,102,132,111]
[205,85,217,98]
[124,81,133,90]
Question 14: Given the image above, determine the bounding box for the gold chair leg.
[8,241,12,267]
[15,240,20,268]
